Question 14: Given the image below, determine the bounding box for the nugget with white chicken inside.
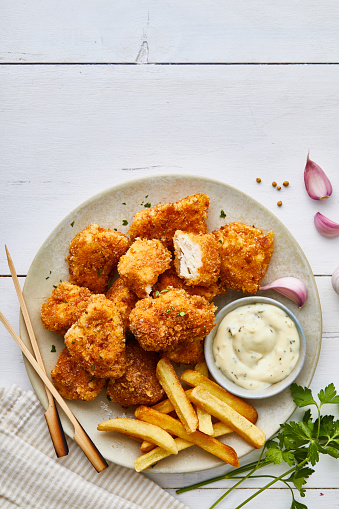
[67,223,129,293]
[64,294,126,378]
[173,230,221,287]
[213,222,274,294]
[127,193,210,250]
[117,238,172,299]
[129,289,216,352]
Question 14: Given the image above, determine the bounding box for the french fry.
[135,405,239,467]
[188,386,266,449]
[156,358,198,434]
[194,362,214,435]
[181,369,258,424]
[136,421,234,470]
[151,388,194,414]
[97,418,178,455]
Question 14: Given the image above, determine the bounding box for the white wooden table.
[1,2,339,507]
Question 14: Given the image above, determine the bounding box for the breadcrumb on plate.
[106,340,164,407]
[64,294,126,378]
[51,348,107,401]
[129,289,216,352]
[40,281,92,336]
[127,193,209,250]
[106,277,139,332]
[67,223,129,293]
[153,265,225,301]
[118,238,172,299]
[213,222,274,294]
[173,230,221,287]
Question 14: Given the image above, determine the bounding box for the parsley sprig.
[177,383,339,509]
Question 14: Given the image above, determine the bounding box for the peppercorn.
[277,201,282,207]
[256,178,261,183]
[272,181,277,187]
[283,181,289,187]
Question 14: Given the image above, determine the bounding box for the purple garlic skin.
[314,212,339,238]
[304,155,332,200]
[260,277,307,308]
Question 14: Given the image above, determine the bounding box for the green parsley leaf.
[179,311,185,316]
[53,285,58,289]
[70,221,75,227]
[291,500,308,509]
[318,383,339,405]
[51,345,56,352]
[220,210,226,218]
[155,291,160,297]
[122,219,128,226]
[122,202,126,205]
[71,341,75,344]
[91,366,96,370]
[290,384,316,407]
[144,202,151,208]
[98,267,103,276]
[89,377,93,382]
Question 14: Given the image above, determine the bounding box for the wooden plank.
[1,1,339,63]
[1,64,339,274]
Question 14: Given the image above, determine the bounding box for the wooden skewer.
[5,245,69,458]
[0,309,108,472]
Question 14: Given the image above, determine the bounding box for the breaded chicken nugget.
[153,266,225,301]
[127,194,209,250]
[173,230,221,287]
[129,289,216,352]
[164,337,205,365]
[106,277,139,332]
[40,281,92,336]
[106,340,165,407]
[51,348,107,401]
[118,238,172,299]
[213,222,274,294]
[67,223,129,293]
[64,294,126,378]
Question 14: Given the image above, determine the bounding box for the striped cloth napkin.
[0,385,188,509]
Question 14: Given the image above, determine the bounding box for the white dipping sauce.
[213,303,300,390]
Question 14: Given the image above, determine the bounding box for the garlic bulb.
[260,277,307,308]
[314,212,339,238]
[304,155,332,200]
[331,267,339,295]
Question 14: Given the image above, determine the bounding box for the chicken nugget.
[173,230,221,287]
[67,223,129,293]
[40,281,92,336]
[65,294,126,378]
[213,222,274,294]
[106,340,164,407]
[129,289,216,352]
[51,348,107,401]
[118,238,172,299]
[153,266,225,301]
[106,277,139,332]
[164,337,205,365]
[127,194,209,250]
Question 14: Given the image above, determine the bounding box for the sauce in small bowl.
[204,296,306,399]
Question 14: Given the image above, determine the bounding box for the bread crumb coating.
[118,238,172,298]
[213,222,273,294]
[65,294,126,378]
[106,277,139,332]
[67,223,129,293]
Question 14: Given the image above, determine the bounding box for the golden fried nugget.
[106,340,165,407]
[164,337,205,365]
[153,265,225,301]
[40,281,92,336]
[67,223,129,293]
[173,230,221,287]
[106,277,139,332]
[64,294,126,378]
[127,194,209,250]
[129,289,216,352]
[118,238,172,299]
[51,348,107,401]
[213,222,273,294]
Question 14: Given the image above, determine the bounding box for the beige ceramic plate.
[21,175,322,473]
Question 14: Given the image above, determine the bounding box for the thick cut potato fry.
[181,369,258,424]
[194,362,214,435]
[135,406,238,467]
[156,358,198,434]
[97,418,178,455]
[188,386,266,449]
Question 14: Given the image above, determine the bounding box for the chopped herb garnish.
[89,377,93,382]
[155,291,160,297]
[122,219,128,226]
[98,267,103,276]
[122,202,126,205]
[91,366,96,370]
[51,345,56,352]
[71,341,75,344]
[166,308,171,313]
[107,395,112,401]
[171,306,175,311]
[218,240,222,244]
[70,221,75,227]
[144,202,151,208]
[53,285,58,289]
[46,276,50,280]
[63,300,68,303]
[99,355,103,359]
[220,210,226,218]
[179,311,185,316]
[114,228,117,231]
[246,259,251,263]
[145,195,148,198]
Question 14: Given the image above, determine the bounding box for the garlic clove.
[260,277,307,308]
[304,154,332,200]
[331,267,339,295]
[314,212,339,238]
